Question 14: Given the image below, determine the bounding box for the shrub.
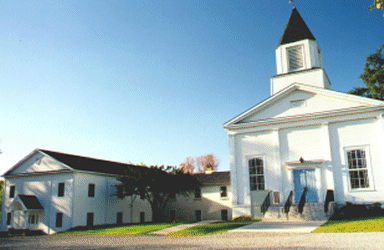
[232,215,252,221]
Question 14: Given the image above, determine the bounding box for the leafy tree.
[116,165,200,222]
[369,0,383,11]
[196,154,219,173]
[349,45,384,100]
[178,157,195,174]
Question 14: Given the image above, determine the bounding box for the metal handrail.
[261,191,272,215]
[324,189,334,213]
[284,190,293,214]
[297,187,308,214]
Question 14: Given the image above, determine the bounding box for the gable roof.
[39,149,141,175]
[15,195,44,210]
[224,83,384,129]
[277,7,315,47]
[195,171,230,186]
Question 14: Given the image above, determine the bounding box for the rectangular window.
[9,185,15,198]
[88,184,95,197]
[249,158,265,191]
[347,149,370,189]
[220,186,227,198]
[116,212,123,225]
[7,213,11,225]
[194,188,201,199]
[87,212,94,227]
[221,209,228,221]
[58,182,65,197]
[117,185,124,199]
[195,210,202,221]
[287,45,304,71]
[56,213,63,227]
[140,212,145,223]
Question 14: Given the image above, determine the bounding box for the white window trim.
[246,154,267,191]
[343,145,375,192]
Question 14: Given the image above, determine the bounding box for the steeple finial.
[289,0,295,8]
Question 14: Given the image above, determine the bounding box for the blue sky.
[0,1,383,175]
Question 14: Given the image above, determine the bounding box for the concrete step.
[263,202,335,221]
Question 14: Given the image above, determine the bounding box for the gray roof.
[18,195,44,210]
[40,149,143,175]
[195,171,230,186]
[277,7,315,47]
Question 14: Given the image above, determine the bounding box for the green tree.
[349,45,384,100]
[369,0,383,11]
[116,165,200,222]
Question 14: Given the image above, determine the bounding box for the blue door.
[293,169,318,203]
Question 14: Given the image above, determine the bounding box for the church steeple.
[270,7,331,95]
[277,7,315,47]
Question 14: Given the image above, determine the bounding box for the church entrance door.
[293,169,318,203]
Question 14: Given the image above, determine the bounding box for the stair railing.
[261,190,272,215]
[324,189,335,213]
[297,187,308,214]
[284,190,293,214]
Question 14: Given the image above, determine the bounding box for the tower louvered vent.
[287,45,304,71]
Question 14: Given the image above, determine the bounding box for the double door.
[293,169,318,203]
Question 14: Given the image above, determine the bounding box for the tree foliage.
[0,180,4,217]
[178,157,195,174]
[369,0,384,11]
[179,154,220,173]
[196,154,219,173]
[116,165,200,222]
[349,45,384,100]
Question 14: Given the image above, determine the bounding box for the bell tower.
[270,7,331,95]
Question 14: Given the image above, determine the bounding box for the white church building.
[0,149,231,234]
[224,7,384,219]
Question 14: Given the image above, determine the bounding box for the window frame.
[9,185,15,198]
[58,182,65,197]
[344,146,374,191]
[247,155,266,191]
[88,183,95,197]
[220,186,227,198]
[287,44,305,72]
[7,212,11,226]
[194,187,202,199]
[56,213,63,227]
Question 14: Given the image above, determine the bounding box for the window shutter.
[288,45,304,71]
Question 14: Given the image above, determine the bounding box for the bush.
[331,202,384,220]
[232,216,252,221]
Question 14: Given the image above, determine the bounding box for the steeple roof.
[277,7,315,47]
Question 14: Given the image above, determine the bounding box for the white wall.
[0,172,74,234]
[164,185,232,221]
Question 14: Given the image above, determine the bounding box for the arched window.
[249,158,265,191]
[347,149,369,189]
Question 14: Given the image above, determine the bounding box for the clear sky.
[0,1,383,175]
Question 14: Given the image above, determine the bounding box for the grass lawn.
[56,222,184,236]
[168,221,256,237]
[313,215,384,233]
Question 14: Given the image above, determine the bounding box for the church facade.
[224,7,384,219]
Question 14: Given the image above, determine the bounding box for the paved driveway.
[1,231,384,250]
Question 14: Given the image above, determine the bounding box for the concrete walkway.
[149,220,219,235]
[229,220,326,233]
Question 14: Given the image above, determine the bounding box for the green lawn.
[168,221,253,237]
[56,222,183,236]
[313,215,384,233]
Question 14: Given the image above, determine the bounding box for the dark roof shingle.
[195,171,230,186]
[277,7,315,47]
[18,195,44,210]
[40,149,141,175]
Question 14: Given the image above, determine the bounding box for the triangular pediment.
[224,84,384,128]
[4,149,73,176]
